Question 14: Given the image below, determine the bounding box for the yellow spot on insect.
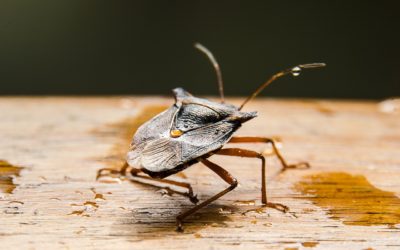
[170,129,183,138]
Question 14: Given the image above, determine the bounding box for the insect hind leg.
[228,136,310,172]
[215,148,289,213]
[176,158,238,232]
[96,162,198,204]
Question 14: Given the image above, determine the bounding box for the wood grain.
[0,97,399,250]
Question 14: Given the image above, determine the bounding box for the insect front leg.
[97,162,198,204]
[96,161,130,180]
[228,137,310,172]
[176,158,238,232]
[129,170,199,204]
[215,148,289,213]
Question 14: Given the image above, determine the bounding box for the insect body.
[97,43,325,231]
[127,87,256,179]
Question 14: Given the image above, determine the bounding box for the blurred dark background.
[0,1,399,99]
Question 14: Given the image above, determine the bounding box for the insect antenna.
[238,63,326,110]
[194,43,225,103]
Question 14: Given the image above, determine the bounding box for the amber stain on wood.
[295,172,400,227]
[83,201,99,208]
[68,210,90,217]
[92,105,168,168]
[90,188,106,200]
[67,188,106,217]
[302,241,319,247]
[0,160,23,194]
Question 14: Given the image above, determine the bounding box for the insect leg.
[96,162,130,180]
[97,162,198,204]
[228,137,310,172]
[215,148,289,212]
[129,169,198,204]
[176,158,238,232]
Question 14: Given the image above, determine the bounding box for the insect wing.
[179,120,240,161]
[140,137,181,172]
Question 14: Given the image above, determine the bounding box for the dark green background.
[1,1,399,99]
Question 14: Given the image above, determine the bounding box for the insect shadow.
[111,177,239,236]
[112,212,233,241]
[98,43,325,232]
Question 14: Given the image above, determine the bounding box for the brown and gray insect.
[97,43,325,231]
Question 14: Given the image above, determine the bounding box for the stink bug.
[97,43,325,231]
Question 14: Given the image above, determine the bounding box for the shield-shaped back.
[127,88,257,177]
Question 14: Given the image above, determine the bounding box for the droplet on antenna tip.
[291,66,301,76]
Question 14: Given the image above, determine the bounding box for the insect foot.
[188,193,199,204]
[280,161,310,173]
[265,202,289,213]
[176,217,184,232]
[96,168,125,180]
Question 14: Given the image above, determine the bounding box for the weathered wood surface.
[0,97,399,250]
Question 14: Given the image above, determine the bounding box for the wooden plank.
[0,97,399,249]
